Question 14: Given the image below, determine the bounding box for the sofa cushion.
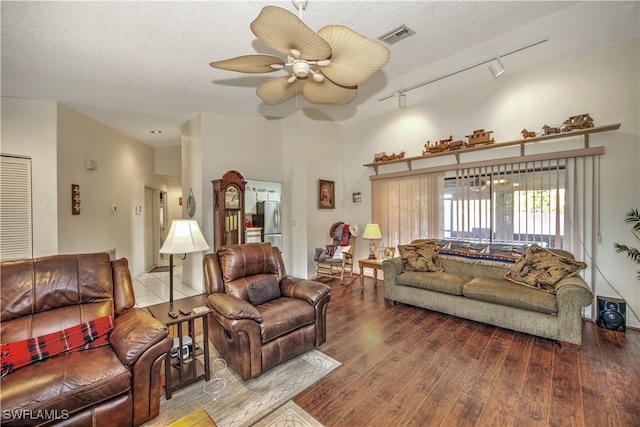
[247,276,282,306]
[398,241,443,272]
[0,345,131,416]
[258,298,316,343]
[397,271,473,296]
[1,315,113,377]
[504,244,587,294]
[463,277,558,314]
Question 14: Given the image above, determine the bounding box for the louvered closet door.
[1,155,32,261]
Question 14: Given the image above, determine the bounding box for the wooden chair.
[315,222,357,285]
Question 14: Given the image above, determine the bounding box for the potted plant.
[614,208,640,279]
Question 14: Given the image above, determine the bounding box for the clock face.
[225,186,240,209]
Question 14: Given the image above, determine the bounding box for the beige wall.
[56,105,169,276]
[155,146,181,177]
[1,98,59,257]
[343,37,640,327]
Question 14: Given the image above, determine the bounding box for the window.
[1,155,32,261]
[444,161,566,247]
[373,155,598,261]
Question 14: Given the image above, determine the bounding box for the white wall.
[1,98,59,257]
[343,37,640,327]
[284,110,346,278]
[155,146,181,178]
[56,105,169,276]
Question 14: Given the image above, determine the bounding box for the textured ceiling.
[2,1,639,147]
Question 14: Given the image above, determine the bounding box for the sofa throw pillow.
[1,315,114,377]
[398,241,443,272]
[247,276,282,305]
[325,245,337,257]
[504,244,587,293]
[333,245,351,260]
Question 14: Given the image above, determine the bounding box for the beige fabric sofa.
[382,244,593,346]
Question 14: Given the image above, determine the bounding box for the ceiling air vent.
[378,25,415,45]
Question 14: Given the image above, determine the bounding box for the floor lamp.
[159,219,209,302]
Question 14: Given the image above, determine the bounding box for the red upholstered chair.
[203,243,331,380]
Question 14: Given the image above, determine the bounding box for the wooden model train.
[423,129,494,155]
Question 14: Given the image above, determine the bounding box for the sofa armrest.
[280,276,330,305]
[208,293,262,322]
[110,308,169,366]
[555,276,593,308]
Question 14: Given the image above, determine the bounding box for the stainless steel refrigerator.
[255,201,281,249]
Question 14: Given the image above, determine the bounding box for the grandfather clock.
[213,170,246,251]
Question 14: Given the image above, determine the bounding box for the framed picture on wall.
[319,180,335,209]
[384,247,396,259]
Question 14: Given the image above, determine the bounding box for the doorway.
[144,186,165,271]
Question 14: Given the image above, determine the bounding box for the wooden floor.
[294,277,640,427]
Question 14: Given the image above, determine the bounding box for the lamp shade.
[160,219,209,255]
[362,223,382,240]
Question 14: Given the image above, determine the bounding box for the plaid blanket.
[1,315,114,377]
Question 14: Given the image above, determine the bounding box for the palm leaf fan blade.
[250,6,332,60]
[209,54,285,73]
[302,78,357,105]
[257,76,304,105]
[318,25,390,87]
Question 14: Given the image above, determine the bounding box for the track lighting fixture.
[398,91,407,109]
[379,38,548,103]
[489,58,506,78]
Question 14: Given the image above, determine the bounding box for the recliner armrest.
[280,276,330,305]
[110,308,169,366]
[208,293,262,321]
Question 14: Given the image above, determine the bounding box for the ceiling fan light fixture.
[211,4,389,106]
[293,61,310,77]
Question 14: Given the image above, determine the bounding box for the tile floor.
[133,258,202,307]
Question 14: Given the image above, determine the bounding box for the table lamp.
[159,219,209,302]
[363,223,382,259]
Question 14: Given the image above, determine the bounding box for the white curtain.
[371,172,444,249]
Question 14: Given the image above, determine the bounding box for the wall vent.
[378,25,415,45]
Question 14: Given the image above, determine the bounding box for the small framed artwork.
[384,247,396,259]
[319,180,335,209]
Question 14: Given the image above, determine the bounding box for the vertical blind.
[1,155,33,261]
[371,155,599,270]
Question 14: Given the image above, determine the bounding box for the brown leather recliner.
[0,253,172,426]
[203,243,331,380]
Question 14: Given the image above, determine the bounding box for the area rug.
[149,265,172,273]
[145,347,340,427]
[251,401,323,427]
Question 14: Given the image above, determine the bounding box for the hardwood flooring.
[294,277,640,427]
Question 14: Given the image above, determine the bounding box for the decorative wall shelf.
[363,123,621,175]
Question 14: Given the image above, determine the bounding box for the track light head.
[398,92,407,109]
[489,58,506,79]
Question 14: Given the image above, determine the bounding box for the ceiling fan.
[209,0,390,106]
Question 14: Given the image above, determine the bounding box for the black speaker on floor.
[597,296,626,331]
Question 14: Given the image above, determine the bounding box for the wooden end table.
[358,258,384,291]
[146,294,211,399]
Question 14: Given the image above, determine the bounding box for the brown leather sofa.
[203,243,330,380]
[0,253,172,426]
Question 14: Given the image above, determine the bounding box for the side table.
[358,258,384,291]
[146,294,211,399]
